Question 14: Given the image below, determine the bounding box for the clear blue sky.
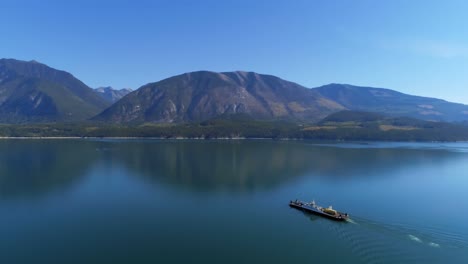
[1,0,467,103]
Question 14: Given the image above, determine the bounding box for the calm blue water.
[0,140,467,263]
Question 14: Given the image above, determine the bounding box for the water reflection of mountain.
[1,140,465,197]
[0,140,98,199]
[106,140,315,192]
[306,143,466,180]
[107,140,466,192]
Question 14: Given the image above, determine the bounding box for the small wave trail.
[408,234,422,243]
[321,217,419,264]
[346,218,359,225]
[428,242,440,248]
[322,215,468,263]
[352,216,468,249]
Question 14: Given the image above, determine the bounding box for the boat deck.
[289,200,349,221]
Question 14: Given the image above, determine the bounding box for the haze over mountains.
[1,59,468,124]
[315,84,468,122]
[95,87,133,103]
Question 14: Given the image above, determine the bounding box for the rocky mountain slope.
[3,59,468,125]
[95,86,132,103]
[93,71,344,123]
[0,59,110,122]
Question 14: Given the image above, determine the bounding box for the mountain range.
[1,59,468,125]
[95,87,133,103]
[314,84,468,122]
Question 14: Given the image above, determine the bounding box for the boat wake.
[317,215,468,264]
[408,234,422,243]
[428,242,441,248]
[355,217,468,250]
[345,218,358,225]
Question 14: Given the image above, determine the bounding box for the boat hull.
[289,201,348,221]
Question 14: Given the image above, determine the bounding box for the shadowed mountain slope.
[0,59,110,122]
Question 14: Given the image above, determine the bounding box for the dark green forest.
[1,111,468,141]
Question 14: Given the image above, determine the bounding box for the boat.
[289,199,349,221]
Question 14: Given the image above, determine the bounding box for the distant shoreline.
[0,136,467,143]
[0,136,249,140]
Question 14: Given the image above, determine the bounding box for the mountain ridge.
[93,70,344,123]
[93,70,468,124]
[0,59,110,122]
[313,83,468,122]
[95,86,133,103]
[2,58,468,125]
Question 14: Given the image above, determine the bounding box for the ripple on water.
[313,216,468,264]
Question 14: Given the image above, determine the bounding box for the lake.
[0,139,467,263]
